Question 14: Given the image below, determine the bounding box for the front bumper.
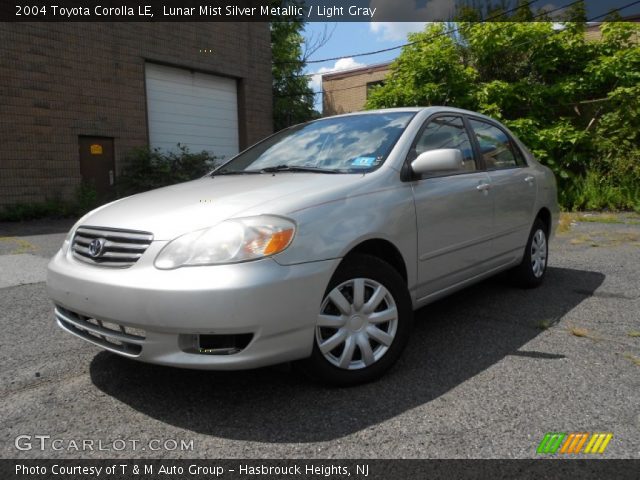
[47,243,339,369]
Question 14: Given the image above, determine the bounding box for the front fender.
[273,183,418,290]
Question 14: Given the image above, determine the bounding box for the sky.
[301,0,640,111]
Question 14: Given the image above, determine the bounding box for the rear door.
[410,114,494,300]
[467,118,536,263]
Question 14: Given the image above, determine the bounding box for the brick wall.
[0,23,273,207]
[322,64,390,116]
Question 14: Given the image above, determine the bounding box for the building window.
[366,80,385,98]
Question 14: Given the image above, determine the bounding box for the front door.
[78,136,115,201]
[410,115,495,301]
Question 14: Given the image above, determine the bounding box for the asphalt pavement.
[0,215,638,459]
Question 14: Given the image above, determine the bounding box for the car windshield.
[214,112,415,174]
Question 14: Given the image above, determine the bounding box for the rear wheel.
[510,218,548,288]
[303,254,413,386]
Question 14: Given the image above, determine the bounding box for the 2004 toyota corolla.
[47,107,558,385]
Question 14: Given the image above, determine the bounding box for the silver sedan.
[47,107,559,385]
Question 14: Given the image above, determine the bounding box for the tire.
[302,253,413,386]
[510,218,549,288]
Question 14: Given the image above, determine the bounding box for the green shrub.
[0,184,100,222]
[75,183,100,213]
[1,146,220,222]
[565,153,640,211]
[366,21,640,211]
[0,200,65,222]
[116,144,220,197]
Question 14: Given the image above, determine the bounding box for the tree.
[365,24,477,109]
[511,0,534,21]
[271,19,318,131]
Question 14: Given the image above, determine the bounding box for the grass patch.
[623,353,640,367]
[557,212,576,234]
[576,215,624,224]
[0,237,37,254]
[537,319,552,330]
[627,331,640,338]
[570,327,589,337]
[615,232,640,243]
[567,230,640,247]
[566,166,640,212]
[569,234,591,245]
[568,325,596,339]
[600,231,640,246]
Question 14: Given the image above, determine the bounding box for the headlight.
[154,215,296,269]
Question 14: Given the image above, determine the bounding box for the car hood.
[82,173,367,240]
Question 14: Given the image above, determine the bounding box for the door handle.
[476,183,492,192]
[525,175,535,183]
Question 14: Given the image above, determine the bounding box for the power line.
[277,0,579,66]
[275,0,640,100]
[280,0,544,65]
[289,0,580,81]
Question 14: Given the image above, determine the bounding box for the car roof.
[326,106,495,120]
[323,107,423,118]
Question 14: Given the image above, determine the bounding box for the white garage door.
[145,63,239,160]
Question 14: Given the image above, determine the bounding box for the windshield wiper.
[250,165,340,174]
[210,169,262,176]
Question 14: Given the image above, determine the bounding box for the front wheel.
[510,218,549,288]
[302,254,413,386]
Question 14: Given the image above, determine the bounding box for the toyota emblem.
[88,238,106,258]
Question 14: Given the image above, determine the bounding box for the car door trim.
[418,224,524,262]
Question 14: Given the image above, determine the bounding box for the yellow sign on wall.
[90,144,103,155]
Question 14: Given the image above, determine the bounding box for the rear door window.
[469,119,523,169]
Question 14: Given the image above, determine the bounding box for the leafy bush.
[565,153,640,211]
[75,183,99,213]
[1,146,219,221]
[0,200,67,222]
[116,144,220,197]
[0,184,100,222]
[366,20,640,211]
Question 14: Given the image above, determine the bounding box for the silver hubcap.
[531,229,547,278]
[316,278,398,370]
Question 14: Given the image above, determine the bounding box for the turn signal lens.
[264,229,295,255]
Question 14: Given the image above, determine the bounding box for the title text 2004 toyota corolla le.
[47,107,558,385]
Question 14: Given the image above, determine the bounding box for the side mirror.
[410,149,464,176]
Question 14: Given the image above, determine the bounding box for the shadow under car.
[89,266,604,443]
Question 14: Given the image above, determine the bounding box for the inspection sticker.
[351,156,376,167]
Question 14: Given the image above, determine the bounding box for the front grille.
[55,306,145,356]
[72,226,153,268]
